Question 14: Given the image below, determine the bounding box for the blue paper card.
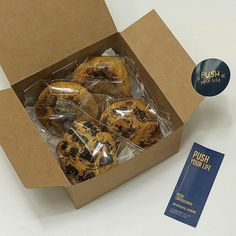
[165,143,224,227]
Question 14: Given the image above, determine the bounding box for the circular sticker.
[191,58,230,96]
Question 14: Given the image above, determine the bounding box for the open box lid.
[122,10,204,123]
[0,0,116,85]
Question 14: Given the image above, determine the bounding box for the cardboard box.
[0,0,203,208]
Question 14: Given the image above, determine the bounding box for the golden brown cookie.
[36,81,98,135]
[57,121,117,183]
[100,99,161,147]
[72,56,131,97]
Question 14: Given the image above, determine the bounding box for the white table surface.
[0,1,235,235]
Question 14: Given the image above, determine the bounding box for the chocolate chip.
[134,108,147,121]
[60,141,68,150]
[80,135,89,143]
[139,141,145,147]
[67,129,74,135]
[65,165,79,176]
[102,117,108,124]
[69,147,79,158]
[127,127,136,135]
[67,95,74,100]
[117,125,123,132]
[87,172,95,178]
[101,125,109,132]
[80,148,93,162]
[86,64,117,82]
[83,122,99,136]
[121,131,130,138]
[83,121,94,129]
[90,128,98,136]
[72,133,80,142]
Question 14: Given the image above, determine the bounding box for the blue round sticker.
[191,58,230,96]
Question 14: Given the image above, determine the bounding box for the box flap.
[122,10,204,123]
[0,0,116,85]
[0,88,70,188]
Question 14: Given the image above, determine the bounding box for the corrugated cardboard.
[0,0,116,85]
[0,0,203,208]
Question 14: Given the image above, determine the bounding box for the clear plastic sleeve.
[25,80,99,136]
[56,114,143,184]
[99,98,172,148]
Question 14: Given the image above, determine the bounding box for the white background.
[0,0,235,235]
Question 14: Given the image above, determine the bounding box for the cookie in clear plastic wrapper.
[72,56,131,98]
[57,121,118,183]
[36,81,98,135]
[100,99,162,147]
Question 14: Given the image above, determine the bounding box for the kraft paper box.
[0,0,203,208]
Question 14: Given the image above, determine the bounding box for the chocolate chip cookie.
[72,56,131,98]
[100,99,161,147]
[57,121,117,183]
[36,81,98,135]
